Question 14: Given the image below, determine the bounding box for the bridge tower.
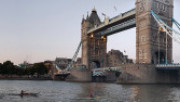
[136,0,173,64]
[81,8,107,69]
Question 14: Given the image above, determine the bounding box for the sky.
[0,0,180,65]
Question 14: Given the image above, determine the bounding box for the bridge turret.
[86,8,101,28]
[81,8,107,70]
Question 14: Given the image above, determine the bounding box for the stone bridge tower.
[81,8,107,69]
[136,0,173,64]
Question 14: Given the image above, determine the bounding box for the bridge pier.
[117,64,180,84]
[67,69,92,82]
[66,64,180,83]
[92,71,119,82]
[92,76,106,82]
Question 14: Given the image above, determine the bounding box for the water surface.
[0,80,180,102]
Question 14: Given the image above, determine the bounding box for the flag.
[114,6,117,11]
[102,13,106,17]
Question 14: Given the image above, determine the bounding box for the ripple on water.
[0,80,180,102]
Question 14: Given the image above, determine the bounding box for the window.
[140,36,145,42]
[139,50,142,55]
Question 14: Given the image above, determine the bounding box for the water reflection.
[0,80,180,102]
[127,85,180,102]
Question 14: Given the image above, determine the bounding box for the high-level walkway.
[87,9,136,36]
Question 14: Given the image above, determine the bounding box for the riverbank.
[0,75,52,80]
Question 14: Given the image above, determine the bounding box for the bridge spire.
[86,11,89,20]
[92,6,96,13]
[86,8,101,27]
[81,15,85,23]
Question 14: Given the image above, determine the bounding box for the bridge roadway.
[92,64,180,76]
[87,8,136,37]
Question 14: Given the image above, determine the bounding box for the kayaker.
[89,90,94,98]
[20,90,25,97]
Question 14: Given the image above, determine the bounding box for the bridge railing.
[92,67,121,76]
[93,67,121,72]
[109,8,135,23]
[156,64,180,68]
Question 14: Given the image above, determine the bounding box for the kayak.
[20,93,38,96]
[70,98,96,100]
[9,93,39,97]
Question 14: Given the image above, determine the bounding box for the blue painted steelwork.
[151,10,180,39]
[55,41,82,75]
[151,10,180,69]
[96,18,135,36]
[151,10,180,46]
[156,64,180,70]
[172,18,180,32]
[66,41,82,71]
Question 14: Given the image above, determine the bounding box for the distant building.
[55,57,72,70]
[44,60,54,71]
[76,58,82,64]
[18,61,34,68]
[43,60,55,78]
[107,49,133,67]
[74,50,133,68]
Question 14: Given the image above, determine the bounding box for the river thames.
[0,80,180,102]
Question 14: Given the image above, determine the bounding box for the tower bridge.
[81,0,174,70]
[57,0,180,83]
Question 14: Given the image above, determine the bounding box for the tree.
[1,61,15,75]
[0,63,2,74]
[14,66,25,75]
[33,63,48,76]
[24,66,35,76]
[0,61,48,76]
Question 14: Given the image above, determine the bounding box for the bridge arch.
[153,51,166,64]
[90,60,100,68]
